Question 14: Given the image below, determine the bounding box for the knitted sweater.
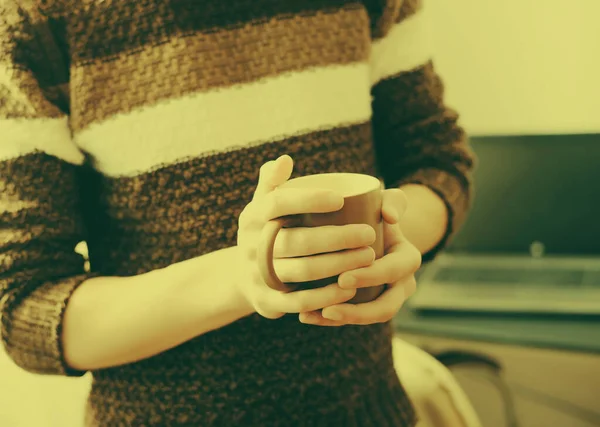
[0,0,474,425]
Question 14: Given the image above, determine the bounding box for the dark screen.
[448,134,600,256]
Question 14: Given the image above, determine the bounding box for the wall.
[429,0,600,135]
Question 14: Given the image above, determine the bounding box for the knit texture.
[0,0,474,425]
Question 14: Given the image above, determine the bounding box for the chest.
[60,1,396,133]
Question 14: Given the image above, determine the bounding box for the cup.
[257,173,386,304]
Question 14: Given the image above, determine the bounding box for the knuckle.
[273,231,287,255]
[292,295,311,313]
[238,206,250,227]
[297,260,316,281]
[253,290,271,310]
[341,228,357,249]
[259,160,274,175]
[339,313,354,324]
[405,277,418,296]
[257,307,282,320]
[239,203,261,229]
[277,229,304,256]
[259,163,269,177]
[265,192,282,219]
[410,248,423,270]
[244,246,257,261]
[378,311,395,323]
[295,230,314,254]
[388,257,406,280]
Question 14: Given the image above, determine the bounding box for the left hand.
[298,188,422,326]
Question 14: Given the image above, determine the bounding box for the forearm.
[398,184,449,255]
[62,246,254,371]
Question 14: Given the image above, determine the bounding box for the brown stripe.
[372,61,444,124]
[70,7,370,131]
[86,123,377,276]
[69,0,362,63]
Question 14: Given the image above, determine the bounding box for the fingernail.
[340,275,357,289]
[364,247,376,263]
[324,191,344,207]
[300,313,314,323]
[361,226,376,243]
[384,206,399,223]
[323,310,343,321]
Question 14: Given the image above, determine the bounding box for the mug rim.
[278,172,382,198]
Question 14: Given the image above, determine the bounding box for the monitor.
[447,133,600,256]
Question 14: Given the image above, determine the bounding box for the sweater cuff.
[395,168,471,262]
[1,274,93,377]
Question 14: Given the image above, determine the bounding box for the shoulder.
[0,0,67,21]
[368,0,424,40]
[397,0,423,24]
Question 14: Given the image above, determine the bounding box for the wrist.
[159,246,255,326]
[398,184,449,254]
[228,246,257,318]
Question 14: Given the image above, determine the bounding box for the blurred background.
[1,0,599,426]
[395,1,600,426]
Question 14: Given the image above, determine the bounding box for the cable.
[432,350,520,427]
[471,370,520,427]
[436,349,600,426]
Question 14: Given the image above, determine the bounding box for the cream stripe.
[75,64,372,177]
[370,8,433,85]
[0,117,85,165]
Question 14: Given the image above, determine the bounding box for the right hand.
[236,155,377,319]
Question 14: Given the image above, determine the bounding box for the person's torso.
[33,1,414,424]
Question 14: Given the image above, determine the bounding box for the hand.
[298,188,422,326]
[236,155,379,319]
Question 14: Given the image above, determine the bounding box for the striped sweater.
[0,0,474,425]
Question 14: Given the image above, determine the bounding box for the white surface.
[430,0,600,135]
[371,9,433,84]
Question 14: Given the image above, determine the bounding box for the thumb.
[254,154,294,199]
[382,188,408,224]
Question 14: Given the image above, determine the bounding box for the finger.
[337,244,421,289]
[381,189,408,224]
[379,219,405,251]
[259,283,357,314]
[273,224,376,258]
[275,246,375,283]
[248,188,344,224]
[299,311,346,327]
[253,155,294,199]
[321,278,413,325]
[401,274,418,297]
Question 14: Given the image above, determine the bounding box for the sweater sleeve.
[369,0,475,261]
[0,2,91,376]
